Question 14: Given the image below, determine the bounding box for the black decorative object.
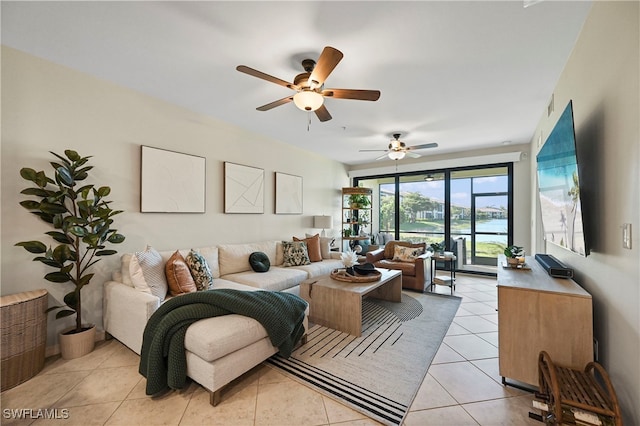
[354,263,376,275]
[249,252,270,273]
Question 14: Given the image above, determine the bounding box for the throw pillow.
[165,250,197,296]
[120,253,134,286]
[392,245,424,262]
[249,251,270,273]
[185,249,214,291]
[129,246,169,301]
[293,234,322,262]
[306,233,333,259]
[282,241,311,267]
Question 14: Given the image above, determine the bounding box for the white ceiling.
[1,1,592,166]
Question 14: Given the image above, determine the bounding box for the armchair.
[366,241,430,291]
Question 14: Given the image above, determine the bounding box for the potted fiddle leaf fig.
[15,150,125,359]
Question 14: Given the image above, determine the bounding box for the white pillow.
[120,253,133,286]
[129,246,169,301]
[275,241,284,266]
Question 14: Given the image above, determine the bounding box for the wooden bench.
[537,350,622,425]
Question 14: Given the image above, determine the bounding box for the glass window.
[356,164,512,274]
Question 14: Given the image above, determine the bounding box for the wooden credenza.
[497,255,593,388]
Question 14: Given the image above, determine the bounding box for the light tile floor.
[1,274,541,425]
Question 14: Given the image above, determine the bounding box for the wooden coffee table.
[299,269,402,336]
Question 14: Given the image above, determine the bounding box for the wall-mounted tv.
[536,100,588,256]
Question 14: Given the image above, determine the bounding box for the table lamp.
[313,215,333,237]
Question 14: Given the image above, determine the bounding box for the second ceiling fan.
[360,133,438,160]
[236,46,380,122]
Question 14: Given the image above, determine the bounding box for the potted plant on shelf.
[348,194,370,209]
[15,150,125,359]
[504,245,525,266]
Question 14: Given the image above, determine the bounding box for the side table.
[1,289,48,391]
[430,254,456,294]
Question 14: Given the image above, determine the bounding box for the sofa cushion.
[130,246,169,301]
[282,241,311,267]
[392,245,424,262]
[375,259,417,276]
[184,314,269,362]
[120,253,134,286]
[383,241,425,260]
[293,234,322,262]
[249,252,270,273]
[218,241,278,276]
[305,234,333,259]
[196,246,221,279]
[289,258,344,279]
[209,278,260,292]
[166,251,197,296]
[185,249,214,291]
[221,267,307,292]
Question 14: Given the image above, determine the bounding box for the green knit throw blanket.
[138,289,308,395]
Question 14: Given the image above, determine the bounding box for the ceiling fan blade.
[358,149,388,152]
[256,96,293,111]
[406,142,438,150]
[406,151,421,158]
[314,104,332,122]
[322,88,381,101]
[309,46,343,87]
[236,65,297,90]
[375,153,390,161]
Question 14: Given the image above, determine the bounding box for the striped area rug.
[268,291,461,425]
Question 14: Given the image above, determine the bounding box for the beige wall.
[1,46,349,347]
[529,2,639,422]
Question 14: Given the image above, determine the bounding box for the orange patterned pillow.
[165,250,197,296]
[293,234,322,262]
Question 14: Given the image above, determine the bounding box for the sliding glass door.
[355,164,512,274]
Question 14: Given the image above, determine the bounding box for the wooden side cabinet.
[497,256,593,387]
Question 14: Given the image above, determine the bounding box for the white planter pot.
[59,325,96,360]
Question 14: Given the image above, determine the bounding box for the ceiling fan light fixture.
[425,174,434,182]
[293,90,324,111]
[388,150,405,160]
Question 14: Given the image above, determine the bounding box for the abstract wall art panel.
[224,162,264,214]
[275,172,303,214]
[141,146,206,213]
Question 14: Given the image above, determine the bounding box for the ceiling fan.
[359,133,438,160]
[236,46,380,122]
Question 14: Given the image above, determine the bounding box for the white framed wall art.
[140,145,206,213]
[275,172,303,214]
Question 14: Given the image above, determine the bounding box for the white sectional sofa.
[103,239,342,405]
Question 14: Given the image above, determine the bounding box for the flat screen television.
[536,100,588,256]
